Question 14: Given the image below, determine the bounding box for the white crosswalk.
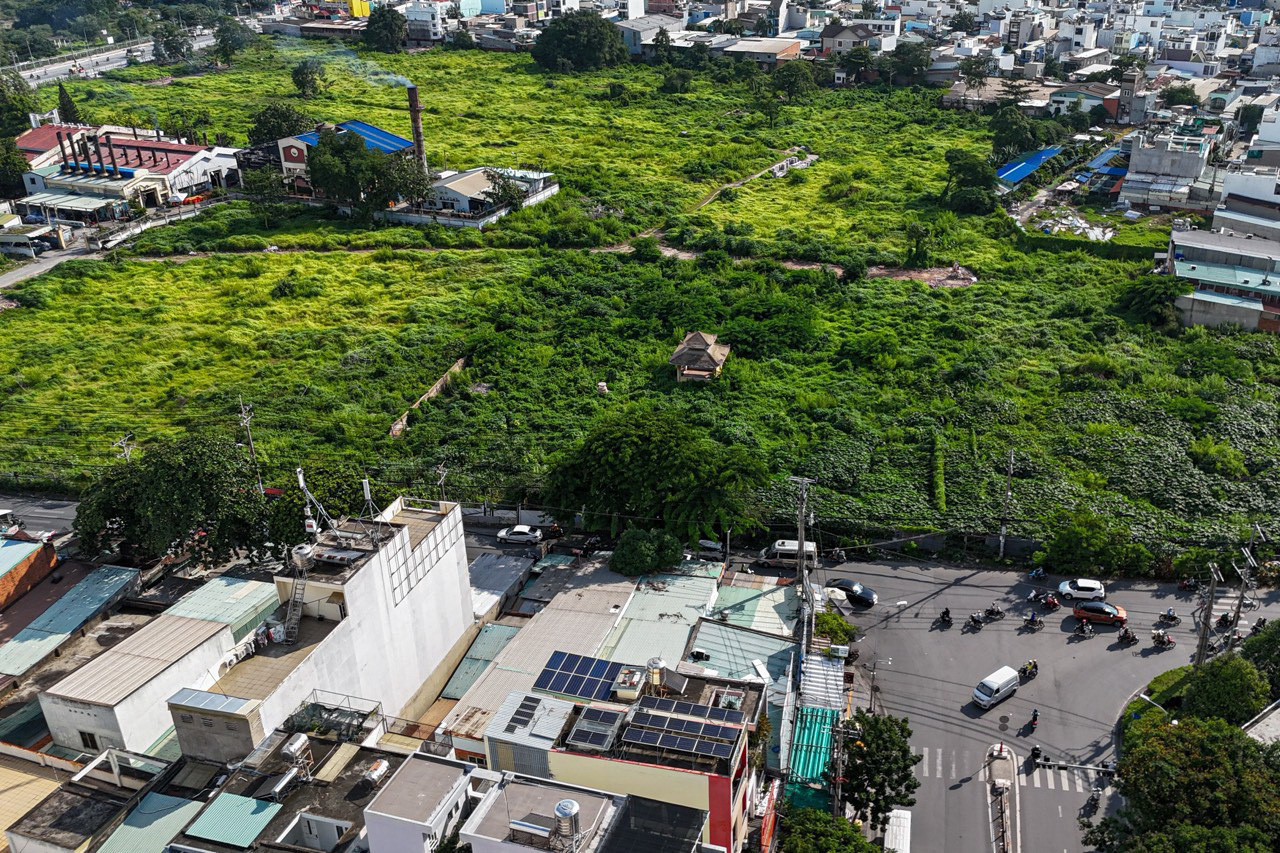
[914,744,1099,796]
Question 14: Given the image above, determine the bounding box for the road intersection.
[817,558,1280,853]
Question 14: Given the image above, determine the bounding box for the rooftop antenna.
[297,467,335,539]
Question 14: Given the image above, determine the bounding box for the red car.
[1073,601,1128,625]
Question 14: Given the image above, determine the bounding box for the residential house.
[616,13,686,54]
[1170,229,1280,333]
[277,120,414,195]
[1048,81,1122,118]
[720,36,803,67]
[670,331,731,381]
[418,167,558,220]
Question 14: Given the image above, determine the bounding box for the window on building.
[80,731,98,751]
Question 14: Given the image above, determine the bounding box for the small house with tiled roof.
[670,331,730,382]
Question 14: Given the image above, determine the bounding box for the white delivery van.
[755,539,818,569]
[972,666,1020,709]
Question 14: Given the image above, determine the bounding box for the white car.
[497,524,543,545]
[1058,578,1106,601]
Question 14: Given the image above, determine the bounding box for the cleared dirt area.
[867,264,978,288]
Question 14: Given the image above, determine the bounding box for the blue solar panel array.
[638,694,745,725]
[621,726,734,759]
[534,651,625,701]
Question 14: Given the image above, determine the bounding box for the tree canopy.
[772,61,816,102]
[308,130,429,219]
[541,402,767,540]
[531,11,627,72]
[0,137,28,198]
[833,710,921,831]
[1243,619,1280,701]
[247,102,314,146]
[151,21,192,63]
[56,82,82,124]
[1183,654,1270,725]
[291,59,326,98]
[780,807,877,853]
[364,6,407,53]
[608,528,683,576]
[213,16,255,64]
[1162,84,1200,107]
[0,71,36,139]
[74,434,268,567]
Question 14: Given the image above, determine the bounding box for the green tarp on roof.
[185,793,281,848]
[98,792,202,853]
[441,623,521,700]
[786,706,837,810]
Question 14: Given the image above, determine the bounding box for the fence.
[92,199,222,249]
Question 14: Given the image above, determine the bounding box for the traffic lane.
[0,494,78,532]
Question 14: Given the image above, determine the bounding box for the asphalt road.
[0,493,78,532]
[20,35,216,87]
[819,558,1280,853]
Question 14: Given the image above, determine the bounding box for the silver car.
[1058,578,1106,601]
[497,524,543,544]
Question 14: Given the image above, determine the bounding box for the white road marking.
[1032,768,1041,788]
[1046,769,1055,790]
[1060,769,1071,790]
[936,748,942,779]
[1075,773,1086,793]
[921,747,929,777]
[951,752,957,779]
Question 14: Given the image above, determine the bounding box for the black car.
[826,578,878,607]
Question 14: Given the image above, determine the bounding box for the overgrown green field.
[6,247,1278,545]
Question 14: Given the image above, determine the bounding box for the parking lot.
[818,558,1280,853]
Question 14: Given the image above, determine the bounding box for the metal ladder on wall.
[283,563,307,645]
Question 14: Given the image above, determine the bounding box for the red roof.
[14,124,88,161]
[56,136,207,176]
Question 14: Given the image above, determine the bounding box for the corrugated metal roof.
[688,620,798,682]
[0,539,40,581]
[711,584,799,638]
[97,792,203,853]
[598,572,716,666]
[484,690,575,750]
[441,624,521,700]
[443,563,635,742]
[185,793,281,848]
[164,577,280,642]
[295,119,412,154]
[0,565,137,677]
[468,553,533,618]
[789,706,837,784]
[45,615,229,706]
[799,654,844,711]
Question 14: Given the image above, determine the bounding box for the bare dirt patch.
[867,264,978,288]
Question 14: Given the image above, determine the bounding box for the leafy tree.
[1084,717,1280,851]
[941,148,995,196]
[609,528,682,576]
[1162,84,1200,107]
[859,0,878,18]
[1116,275,1190,330]
[780,807,877,853]
[213,16,255,64]
[1244,619,1280,700]
[957,56,989,103]
[308,130,428,219]
[1187,436,1248,479]
[814,610,855,644]
[1238,104,1264,133]
[291,59,326,98]
[948,186,996,213]
[889,42,931,84]
[1042,54,1062,79]
[903,220,930,267]
[991,105,1038,156]
[754,91,782,128]
[0,71,36,138]
[838,46,873,85]
[1034,506,1152,575]
[542,402,768,540]
[1089,103,1111,126]
[74,434,269,567]
[247,102,314,145]
[482,168,526,211]
[997,77,1032,106]
[833,710,921,831]
[364,6,408,53]
[659,68,693,94]
[0,137,27,198]
[448,28,476,49]
[950,10,977,34]
[56,82,82,124]
[265,461,378,554]
[532,11,627,72]
[651,27,672,65]
[151,21,192,63]
[772,60,816,102]
[241,167,289,228]
[1183,655,1269,725]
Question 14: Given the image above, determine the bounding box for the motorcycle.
[1118,627,1138,645]
[1028,567,1045,581]
[1022,613,1045,632]
[1042,594,1061,611]
[1152,628,1176,648]
[1018,660,1039,680]
[984,603,1006,621]
[937,610,953,627]
[1031,708,1040,729]
[1030,745,1043,762]
[1158,610,1181,626]
[1178,578,1200,592]
[1253,617,1268,636]
[967,613,984,630]
[1027,590,1046,604]
[1074,620,1095,639]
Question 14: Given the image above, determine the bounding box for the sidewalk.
[0,246,99,290]
[984,743,1020,853]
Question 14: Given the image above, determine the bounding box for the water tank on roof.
[283,732,310,762]
[554,799,580,841]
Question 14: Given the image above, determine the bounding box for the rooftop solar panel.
[536,651,625,702]
[637,694,745,725]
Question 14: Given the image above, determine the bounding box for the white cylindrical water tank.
[555,799,580,841]
[363,759,391,786]
[646,657,665,687]
[283,732,309,762]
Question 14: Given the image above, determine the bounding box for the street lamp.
[1138,693,1174,721]
[868,658,892,714]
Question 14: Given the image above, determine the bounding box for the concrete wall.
[257,502,472,734]
[1129,143,1208,180]
[1176,293,1262,330]
[171,703,265,763]
[41,624,234,753]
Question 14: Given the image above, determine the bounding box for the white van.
[972,666,1020,709]
[755,539,818,569]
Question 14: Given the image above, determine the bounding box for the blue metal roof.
[441,623,520,700]
[1096,166,1127,176]
[1087,147,1121,169]
[0,539,41,581]
[0,565,138,676]
[294,119,412,154]
[997,146,1064,185]
[98,792,202,853]
[185,793,281,848]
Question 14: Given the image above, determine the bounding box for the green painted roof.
[687,620,798,681]
[164,577,280,642]
[441,623,521,700]
[789,706,837,784]
[98,792,202,853]
[185,793,281,848]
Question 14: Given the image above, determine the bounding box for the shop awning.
[17,191,118,212]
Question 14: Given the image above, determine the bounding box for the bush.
[815,610,855,644]
[1182,656,1270,726]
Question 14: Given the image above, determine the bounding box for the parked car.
[1058,578,1107,601]
[1073,600,1128,625]
[496,524,543,545]
[826,578,878,607]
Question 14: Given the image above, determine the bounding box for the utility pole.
[789,476,816,651]
[239,397,263,494]
[1230,560,1249,646]
[1194,563,1223,669]
[998,449,1014,560]
[436,464,449,502]
[113,433,135,461]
